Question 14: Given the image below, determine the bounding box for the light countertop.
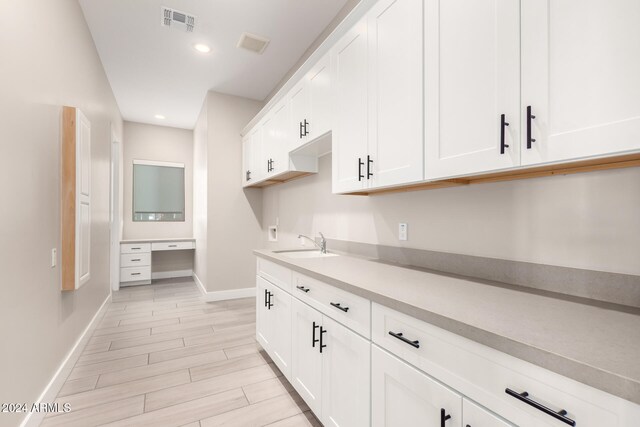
[121,237,195,244]
[254,249,640,405]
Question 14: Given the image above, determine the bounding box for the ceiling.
[79,0,348,129]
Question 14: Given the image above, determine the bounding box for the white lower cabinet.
[321,316,370,427]
[464,399,513,427]
[290,298,371,427]
[372,344,462,427]
[290,297,324,414]
[256,276,292,378]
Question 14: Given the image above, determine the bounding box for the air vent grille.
[237,32,270,54]
[161,6,195,32]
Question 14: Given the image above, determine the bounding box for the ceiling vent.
[161,6,195,32]
[237,32,270,54]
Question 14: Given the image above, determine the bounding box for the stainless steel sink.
[274,249,339,259]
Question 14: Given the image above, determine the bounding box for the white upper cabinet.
[368,0,424,188]
[249,125,264,182]
[289,80,311,148]
[424,0,521,179]
[263,101,291,177]
[242,135,252,186]
[521,0,640,165]
[332,19,369,194]
[308,53,332,141]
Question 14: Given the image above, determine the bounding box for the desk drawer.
[372,303,619,427]
[120,266,151,283]
[120,252,151,267]
[121,243,151,254]
[151,241,194,251]
[292,272,370,338]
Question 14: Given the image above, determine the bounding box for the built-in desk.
[120,238,195,286]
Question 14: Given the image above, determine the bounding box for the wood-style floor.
[42,278,321,427]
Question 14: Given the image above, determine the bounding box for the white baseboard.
[20,294,111,427]
[151,269,193,280]
[192,272,254,302]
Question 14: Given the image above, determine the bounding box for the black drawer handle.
[296,285,310,293]
[367,155,373,179]
[441,408,451,427]
[168,245,178,248]
[389,331,420,348]
[131,273,141,276]
[330,302,349,312]
[131,259,141,262]
[358,157,364,181]
[505,388,575,426]
[131,247,141,250]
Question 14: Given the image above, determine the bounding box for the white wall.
[264,155,640,276]
[0,0,123,425]
[122,121,194,240]
[193,98,209,289]
[193,91,264,294]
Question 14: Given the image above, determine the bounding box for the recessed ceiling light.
[154,114,166,120]
[193,43,211,53]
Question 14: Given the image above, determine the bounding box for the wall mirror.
[133,160,185,221]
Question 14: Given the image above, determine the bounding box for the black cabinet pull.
[131,259,141,262]
[526,106,536,149]
[388,331,420,348]
[270,159,274,172]
[296,285,310,293]
[264,289,269,308]
[246,170,252,181]
[500,114,510,154]
[330,302,349,312]
[319,326,327,353]
[367,155,373,179]
[267,291,274,310]
[440,409,451,427]
[312,321,320,347]
[168,245,178,248]
[131,273,141,276]
[303,119,309,136]
[505,388,575,426]
[358,158,364,181]
[299,121,304,139]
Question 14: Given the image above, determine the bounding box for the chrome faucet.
[298,232,327,254]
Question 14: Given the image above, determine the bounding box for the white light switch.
[51,248,57,268]
[398,223,408,241]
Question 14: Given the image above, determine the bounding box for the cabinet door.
[368,0,424,189]
[242,136,252,186]
[308,53,332,141]
[331,19,369,193]
[521,0,640,165]
[424,0,520,179]
[321,316,370,427]
[266,101,291,176]
[255,277,273,351]
[371,345,462,427]
[249,126,264,182]
[269,283,292,380]
[290,298,324,415]
[290,80,311,148]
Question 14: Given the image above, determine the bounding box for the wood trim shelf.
[353,153,640,196]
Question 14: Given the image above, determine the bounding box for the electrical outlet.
[398,223,408,241]
[51,248,57,268]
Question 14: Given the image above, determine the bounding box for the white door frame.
[109,125,121,292]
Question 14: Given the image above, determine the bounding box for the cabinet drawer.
[257,258,292,292]
[120,243,151,254]
[293,272,370,338]
[372,303,622,427]
[120,252,151,267]
[151,241,194,251]
[120,266,151,283]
